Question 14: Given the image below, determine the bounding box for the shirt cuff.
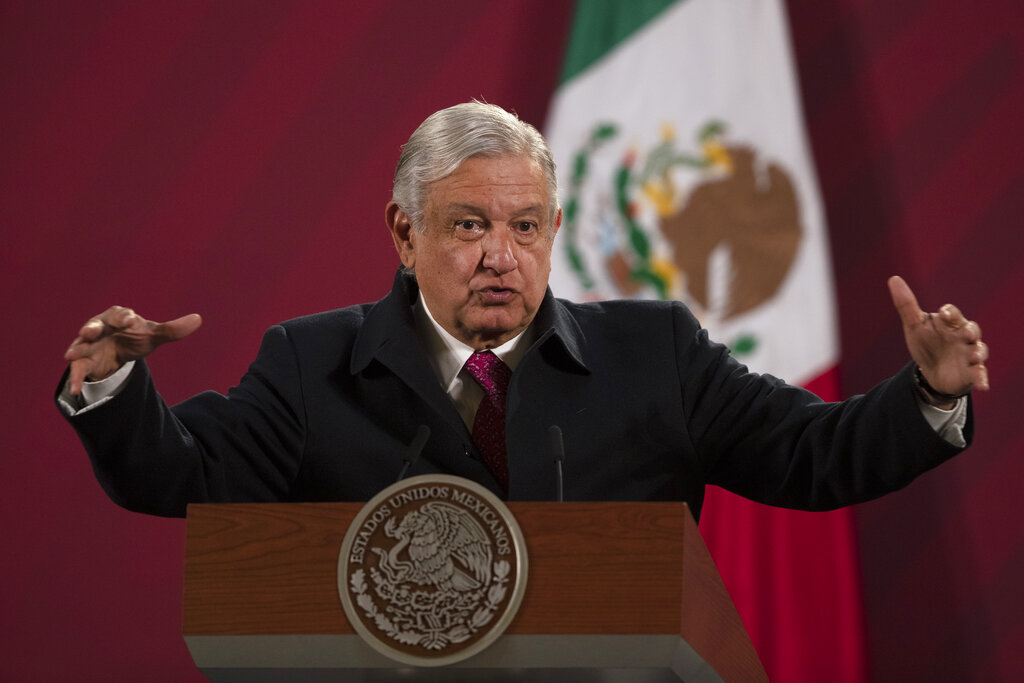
[57,361,136,416]
[918,395,968,448]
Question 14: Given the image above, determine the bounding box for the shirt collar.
[413,292,533,392]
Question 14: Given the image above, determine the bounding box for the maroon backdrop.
[787,1,1024,679]
[1,1,1020,680]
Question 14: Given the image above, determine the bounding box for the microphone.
[396,425,431,482]
[548,425,565,502]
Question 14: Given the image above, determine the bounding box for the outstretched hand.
[64,306,202,396]
[888,276,989,405]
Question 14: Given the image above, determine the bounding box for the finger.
[64,337,90,361]
[110,306,143,332]
[76,306,137,342]
[888,275,925,327]
[978,364,990,391]
[66,305,139,366]
[972,340,989,365]
[67,358,91,396]
[961,320,982,343]
[151,313,202,343]
[938,303,967,329]
[971,363,990,392]
[76,317,109,342]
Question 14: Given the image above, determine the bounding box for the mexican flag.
[545,1,866,680]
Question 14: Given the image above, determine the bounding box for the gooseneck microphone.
[548,425,565,502]
[396,425,431,482]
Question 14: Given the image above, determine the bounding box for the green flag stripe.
[558,0,680,84]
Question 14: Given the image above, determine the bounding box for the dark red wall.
[787,0,1023,679]
[1,1,1020,680]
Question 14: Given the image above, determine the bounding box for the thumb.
[888,275,924,328]
[152,313,203,343]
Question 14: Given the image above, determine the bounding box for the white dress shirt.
[412,293,533,431]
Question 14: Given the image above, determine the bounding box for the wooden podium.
[184,502,767,682]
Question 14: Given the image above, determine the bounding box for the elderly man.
[59,102,988,518]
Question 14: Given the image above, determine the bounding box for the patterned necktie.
[463,351,512,492]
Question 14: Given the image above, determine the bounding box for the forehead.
[426,155,549,211]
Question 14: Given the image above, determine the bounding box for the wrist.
[914,364,965,409]
[85,368,118,382]
[84,359,126,383]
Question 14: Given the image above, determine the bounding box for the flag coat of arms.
[545,1,866,680]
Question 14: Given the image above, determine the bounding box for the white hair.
[392,101,559,230]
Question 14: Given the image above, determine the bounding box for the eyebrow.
[447,203,545,218]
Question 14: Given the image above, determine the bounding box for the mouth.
[477,286,517,304]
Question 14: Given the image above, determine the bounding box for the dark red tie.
[464,351,511,491]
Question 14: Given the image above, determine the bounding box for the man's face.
[387,155,560,349]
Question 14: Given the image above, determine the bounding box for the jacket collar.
[351,267,591,377]
[528,285,590,374]
[350,268,422,375]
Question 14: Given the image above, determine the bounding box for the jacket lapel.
[504,291,592,500]
[350,270,499,491]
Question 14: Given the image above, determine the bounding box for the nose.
[481,229,518,274]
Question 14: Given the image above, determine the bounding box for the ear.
[385,200,416,268]
[552,207,563,237]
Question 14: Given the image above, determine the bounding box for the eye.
[455,220,480,231]
[513,221,537,233]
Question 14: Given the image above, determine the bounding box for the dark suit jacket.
[60,271,971,518]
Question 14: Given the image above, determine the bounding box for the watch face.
[338,474,528,667]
